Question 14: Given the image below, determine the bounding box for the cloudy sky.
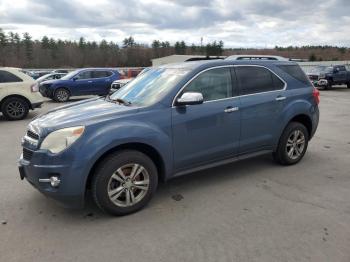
[0,0,350,48]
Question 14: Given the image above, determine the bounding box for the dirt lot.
[0,89,350,262]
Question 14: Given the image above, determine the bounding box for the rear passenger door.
[235,66,286,154]
[91,70,114,95]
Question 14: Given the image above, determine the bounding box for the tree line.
[0,29,224,68]
[1,28,350,68]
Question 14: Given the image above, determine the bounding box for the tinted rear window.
[235,66,284,95]
[278,65,311,86]
[0,70,23,83]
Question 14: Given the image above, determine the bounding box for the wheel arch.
[288,114,312,138]
[85,142,167,191]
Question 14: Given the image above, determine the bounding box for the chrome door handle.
[224,107,239,113]
[275,96,286,101]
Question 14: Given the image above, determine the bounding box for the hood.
[41,78,70,86]
[30,98,139,134]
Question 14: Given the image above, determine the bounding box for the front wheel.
[273,122,309,165]
[92,150,158,216]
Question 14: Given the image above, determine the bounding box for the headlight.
[40,126,85,154]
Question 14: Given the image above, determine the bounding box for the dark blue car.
[39,68,121,102]
[19,60,320,216]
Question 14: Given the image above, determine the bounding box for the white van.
[0,68,44,120]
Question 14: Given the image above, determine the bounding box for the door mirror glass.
[176,92,203,106]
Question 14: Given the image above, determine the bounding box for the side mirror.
[333,68,339,73]
[176,92,203,106]
[72,77,78,81]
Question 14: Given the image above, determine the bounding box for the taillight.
[31,83,39,92]
[312,88,320,105]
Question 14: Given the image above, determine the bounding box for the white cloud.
[0,0,349,47]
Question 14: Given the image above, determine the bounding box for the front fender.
[80,120,173,185]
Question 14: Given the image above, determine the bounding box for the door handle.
[275,96,286,101]
[88,80,93,83]
[224,107,239,113]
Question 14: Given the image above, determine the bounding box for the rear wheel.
[53,88,70,102]
[1,97,29,120]
[273,122,309,165]
[92,150,158,216]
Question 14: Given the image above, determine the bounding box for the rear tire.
[273,122,309,165]
[53,88,70,102]
[1,97,29,120]
[92,150,158,216]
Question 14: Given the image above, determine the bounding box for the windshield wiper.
[109,97,132,106]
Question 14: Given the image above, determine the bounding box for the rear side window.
[184,67,233,102]
[76,71,93,80]
[0,70,23,83]
[235,66,283,95]
[93,71,113,78]
[278,65,311,86]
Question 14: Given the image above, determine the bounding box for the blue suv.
[39,68,121,102]
[19,60,320,215]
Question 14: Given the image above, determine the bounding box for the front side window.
[0,70,23,83]
[235,66,279,95]
[183,67,233,101]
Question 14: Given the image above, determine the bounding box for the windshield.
[110,68,189,106]
[61,70,79,80]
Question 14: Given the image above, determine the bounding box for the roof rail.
[225,55,289,61]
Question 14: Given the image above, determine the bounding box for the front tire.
[92,150,158,216]
[273,122,309,165]
[53,88,70,102]
[1,97,29,120]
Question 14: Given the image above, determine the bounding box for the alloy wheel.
[107,163,150,207]
[286,130,305,160]
[6,101,25,118]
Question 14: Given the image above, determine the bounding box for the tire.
[273,122,309,165]
[1,97,29,120]
[92,150,158,216]
[53,88,70,102]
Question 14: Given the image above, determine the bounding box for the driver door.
[171,67,241,172]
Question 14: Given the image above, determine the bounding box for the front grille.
[27,130,39,140]
[23,148,34,161]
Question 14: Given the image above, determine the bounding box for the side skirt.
[172,150,272,178]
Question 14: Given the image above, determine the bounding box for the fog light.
[39,176,61,188]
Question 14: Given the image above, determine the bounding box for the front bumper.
[18,150,87,208]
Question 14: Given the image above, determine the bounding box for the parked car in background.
[0,67,44,120]
[306,66,329,86]
[30,71,51,80]
[19,59,319,215]
[36,73,66,84]
[110,78,133,93]
[39,68,121,102]
[315,65,350,89]
[51,69,70,74]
